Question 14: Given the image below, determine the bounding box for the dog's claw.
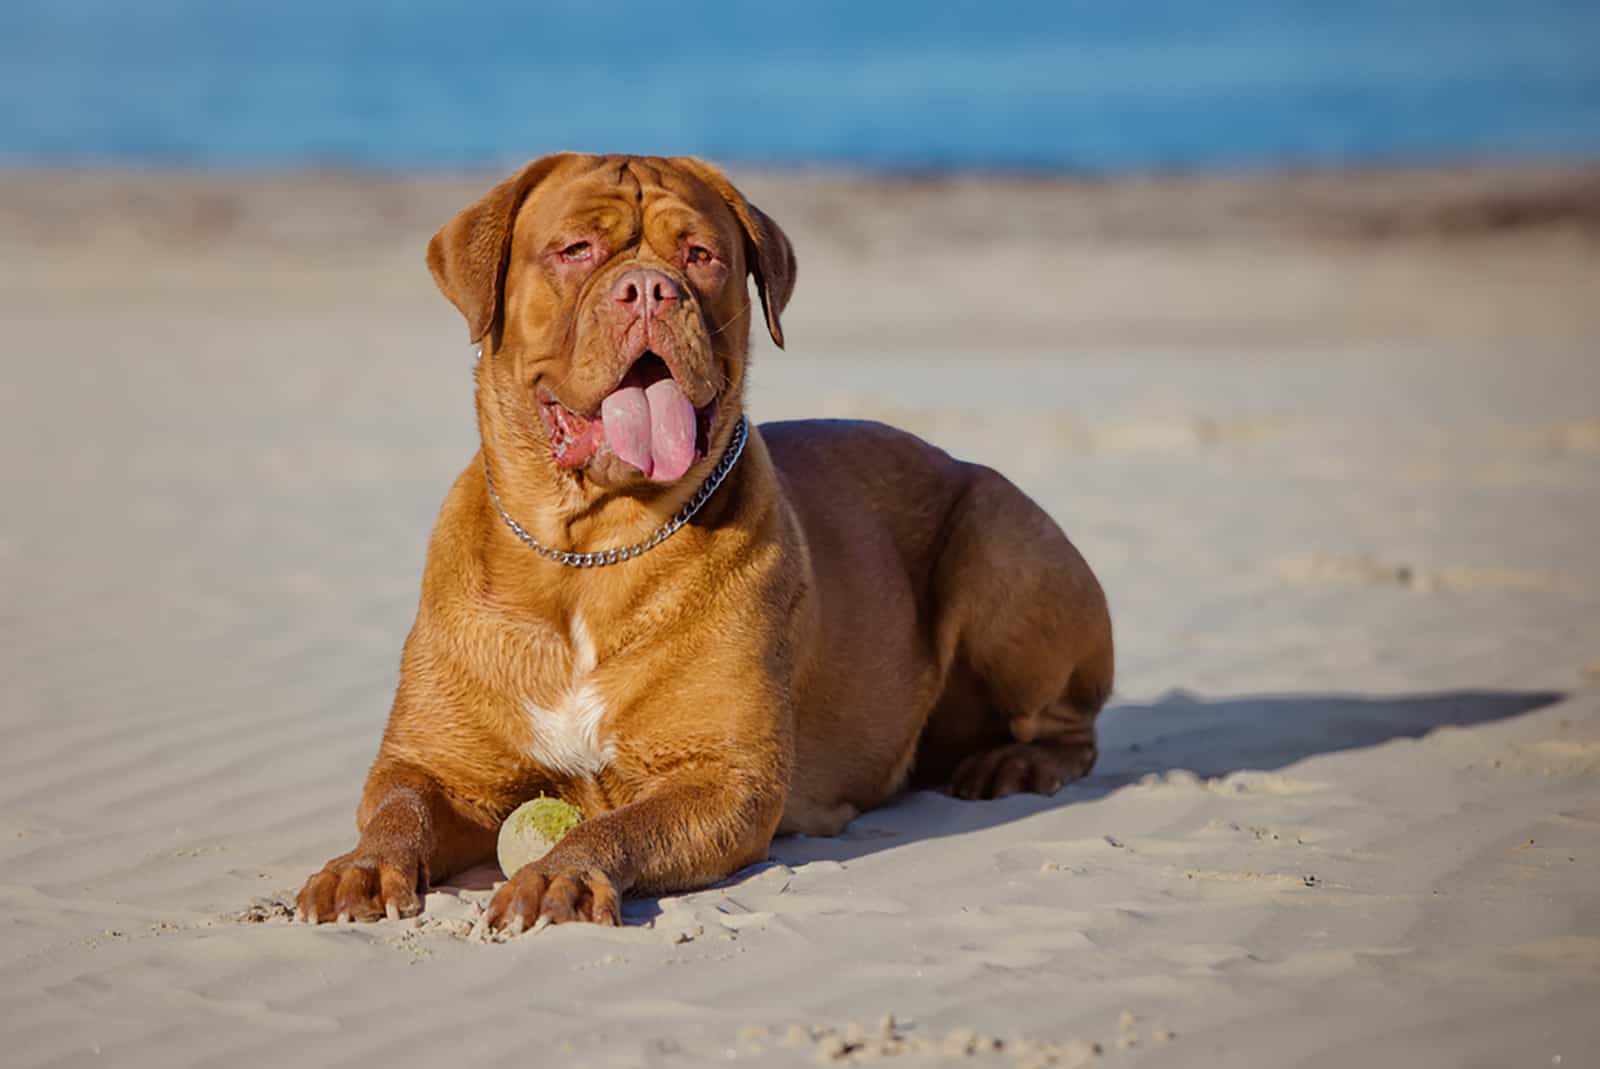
[295,847,426,926]
[487,865,622,931]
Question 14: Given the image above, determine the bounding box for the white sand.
[2,167,1597,1067]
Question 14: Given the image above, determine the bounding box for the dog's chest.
[521,612,614,778]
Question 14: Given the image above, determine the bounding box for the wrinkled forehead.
[514,155,741,249]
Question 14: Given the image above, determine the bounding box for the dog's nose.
[611,268,681,320]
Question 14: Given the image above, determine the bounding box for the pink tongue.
[599,377,698,483]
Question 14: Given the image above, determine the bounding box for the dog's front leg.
[296,761,496,923]
[486,769,782,930]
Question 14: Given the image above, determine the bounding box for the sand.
[2,165,1597,1067]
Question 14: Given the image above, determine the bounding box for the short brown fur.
[296,154,1113,929]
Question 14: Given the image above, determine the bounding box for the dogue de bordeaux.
[295,153,1113,930]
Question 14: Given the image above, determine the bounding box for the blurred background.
[3,0,1598,171]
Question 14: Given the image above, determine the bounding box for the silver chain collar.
[483,414,748,567]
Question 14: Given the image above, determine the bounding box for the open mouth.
[539,353,715,483]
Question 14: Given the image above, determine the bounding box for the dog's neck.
[472,360,746,583]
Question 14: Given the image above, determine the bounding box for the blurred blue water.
[2,0,1597,172]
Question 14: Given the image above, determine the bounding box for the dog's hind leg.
[918,467,1113,801]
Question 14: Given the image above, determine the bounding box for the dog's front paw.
[295,848,424,924]
[487,865,621,932]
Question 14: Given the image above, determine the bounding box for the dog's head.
[428,154,795,490]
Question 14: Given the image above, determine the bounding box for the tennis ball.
[496,796,584,879]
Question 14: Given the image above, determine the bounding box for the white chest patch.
[522,612,614,778]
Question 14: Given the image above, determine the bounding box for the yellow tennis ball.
[496,796,584,879]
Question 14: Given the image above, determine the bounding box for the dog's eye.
[559,241,592,263]
[686,245,714,265]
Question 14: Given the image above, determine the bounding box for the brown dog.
[295,154,1113,930]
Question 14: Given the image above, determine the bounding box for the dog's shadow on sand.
[757,688,1565,871]
[447,688,1565,921]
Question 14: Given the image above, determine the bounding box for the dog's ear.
[671,157,797,349]
[427,154,574,343]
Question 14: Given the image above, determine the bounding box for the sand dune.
[2,167,1597,1067]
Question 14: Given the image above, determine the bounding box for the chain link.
[483,415,748,567]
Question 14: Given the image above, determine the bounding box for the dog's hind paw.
[944,741,1096,801]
